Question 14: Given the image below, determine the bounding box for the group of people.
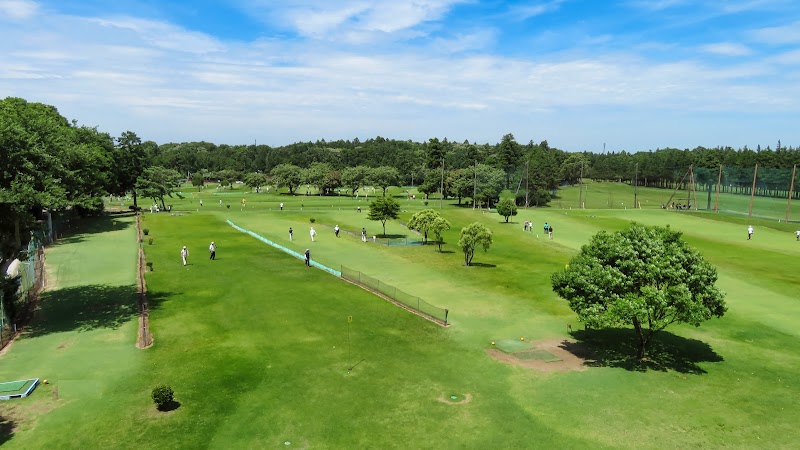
[746,225,800,241]
[522,220,554,239]
[180,241,216,266]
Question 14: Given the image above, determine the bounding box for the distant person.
[199,199,203,207]
[548,225,554,240]
[288,227,293,241]
[241,198,246,208]
[310,227,317,242]
[305,249,311,267]
[280,202,284,211]
[181,246,189,266]
[334,225,340,237]
[747,225,754,240]
[357,206,361,213]
[209,241,216,260]
[219,199,223,206]
[543,222,549,236]
[796,229,799,241]
[361,228,367,242]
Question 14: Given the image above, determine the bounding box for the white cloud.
[505,0,563,21]
[700,42,752,56]
[88,17,225,53]
[750,21,800,45]
[0,0,38,20]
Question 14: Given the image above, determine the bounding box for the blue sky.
[2,0,799,151]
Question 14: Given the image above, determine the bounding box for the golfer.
[796,229,800,241]
[748,225,754,240]
[280,202,284,211]
[304,249,311,267]
[361,228,367,242]
[289,227,293,241]
[181,246,189,266]
[334,225,340,237]
[209,241,216,260]
[310,227,317,242]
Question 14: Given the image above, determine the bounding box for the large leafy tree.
[367,195,400,236]
[136,166,184,209]
[430,216,451,252]
[497,133,522,188]
[112,131,148,208]
[551,224,727,359]
[270,164,302,194]
[341,165,371,196]
[496,198,518,222]
[371,166,400,196]
[243,172,268,193]
[458,222,493,266]
[407,209,444,244]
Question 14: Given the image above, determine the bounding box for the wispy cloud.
[700,42,752,56]
[750,20,800,45]
[0,0,38,20]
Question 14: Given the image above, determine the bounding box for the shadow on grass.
[157,400,181,412]
[49,212,136,247]
[469,262,496,268]
[0,415,14,445]
[377,234,409,239]
[568,328,723,374]
[27,285,171,337]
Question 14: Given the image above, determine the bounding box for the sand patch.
[488,339,590,373]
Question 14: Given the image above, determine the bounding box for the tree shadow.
[0,415,14,445]
[378,234,409,239]
[27,285,171,337]
[49,213,135,247]
[469,262,497,268]
[157,400,181,412]
[567,328,723,374]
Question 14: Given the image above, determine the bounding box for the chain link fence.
[340,265,448,325]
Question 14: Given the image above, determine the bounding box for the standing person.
[280,202,284,211]
[241,198,246,208]
[548,224,554,240]
[747,225,754,240]
[181,246,189,266]
[357,206,361,213]
[361,228,367,242]
[796,229,800,241]
[543,222,549,236]
[219,199,222,206]
[304,249,311,267]
[310,227,317,242]
[199,199,203,207]
[288,227,293,241]
[334,225,340,238]
[209,241,216,260]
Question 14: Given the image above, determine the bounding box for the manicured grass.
[1,184,799,448]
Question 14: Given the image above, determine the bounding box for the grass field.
[1,183,799,448]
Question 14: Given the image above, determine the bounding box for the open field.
[1,183,799,448]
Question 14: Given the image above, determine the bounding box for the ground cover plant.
[0,183,798,448]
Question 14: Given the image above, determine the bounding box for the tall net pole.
[786,165,797,222]
[748,164,758,218]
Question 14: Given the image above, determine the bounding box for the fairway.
[1,185,799,448]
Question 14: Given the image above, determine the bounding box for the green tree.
[270,164,302,194]
[370,166,400,196]
[458,222,493,266]
[551,224,727,359]
[496,198,518,222]
[498,133,522,188]
[136,166,184,209]
[430,216,451,252]
[407,209,444,244]
[560,153,589,185]
[191,172,204,191]
[367,195,400,236]
[243,172,268,193]
[341,165,371,196]
[112,130,148,209]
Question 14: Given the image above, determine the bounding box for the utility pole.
[634,162,639,208]
[578,160,584,209]
[440,156,445,209]
[473,160,477,209]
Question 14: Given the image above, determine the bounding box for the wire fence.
[340,265,448,326]
[1,238,46,350]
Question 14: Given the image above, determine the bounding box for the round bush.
[309,217,316,223]
[142,228,150,235]
[151,385,174,410]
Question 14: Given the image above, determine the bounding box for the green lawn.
[1,184,799,448]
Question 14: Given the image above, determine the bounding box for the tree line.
[3,96,800,265]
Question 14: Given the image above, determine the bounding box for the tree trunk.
[133,190,139,208]
[633,317,647,359]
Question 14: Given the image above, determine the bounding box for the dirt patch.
[135,214,153,349]
[487,339,591,373]
[436,393,473,405]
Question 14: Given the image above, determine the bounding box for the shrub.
[226,204,230,209]
[151,385,174,410]
[148,238,153,245]
[142,229,150,235]
[146,262,153,271]
[309,217,316,223]
[424,201,429,206]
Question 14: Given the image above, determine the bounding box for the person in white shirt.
[747,225,754,240]
[209,242,216,260]
[310,227,317,242]
[181,246,189,266]
[334,225,340,238]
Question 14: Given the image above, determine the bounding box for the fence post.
[444,309,448,326]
